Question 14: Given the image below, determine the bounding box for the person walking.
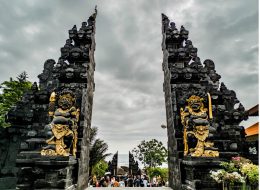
[127,175,134,187]
[99,177,106,187]
[143,175,148,187]
[89,175,98,187]
[113,177,120,187]
[134,175,141,187]
[119,177,125,187]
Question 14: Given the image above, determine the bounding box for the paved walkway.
[86,188,172,190]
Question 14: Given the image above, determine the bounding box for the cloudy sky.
[0,0,258,155]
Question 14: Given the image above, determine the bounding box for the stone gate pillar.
[108,152,118,176]
[161,14,248,190]
[2,9,98,190]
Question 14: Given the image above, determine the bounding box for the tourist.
[105,175,111,187]
[127,175,134,187]
[134,175,141,187]
[119,177,125,187]
[113,177,120,187]
[157,175,162,187]
[143,175,148,187]
[89,175,98,187]
[152,176,157,187]
[99,177,106,187]
[110,176,115,187]
[161,179,166,187]
[140,176,144,187]
[124,176,128,187]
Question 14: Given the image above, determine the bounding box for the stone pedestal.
[17,156,77,190]
[34,156,77,190]
[181,157,222,190]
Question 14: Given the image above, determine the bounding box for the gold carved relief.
[180,93,219,157]
[41,91,80,157]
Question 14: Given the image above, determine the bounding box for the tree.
[0,72,32,127]
[91,160,108,178]
[89,126,111,175]
[131,139,167,168]
[147,167,168,182]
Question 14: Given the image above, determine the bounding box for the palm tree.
[89,126,111,175]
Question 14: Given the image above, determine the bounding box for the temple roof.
[245,122,258,137]
[246,104,259,116]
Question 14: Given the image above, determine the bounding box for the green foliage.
[147,167,168,182]
[91,160,108,178]
[0,72,32,127]
[89,126,111,175]
[220,162,238,173]
[131,139,167,167]
[241,163,259,185]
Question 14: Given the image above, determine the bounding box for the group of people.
[89,174,166,187]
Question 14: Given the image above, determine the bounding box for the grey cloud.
[0,0,258,154]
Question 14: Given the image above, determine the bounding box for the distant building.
[245,104,259,142]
